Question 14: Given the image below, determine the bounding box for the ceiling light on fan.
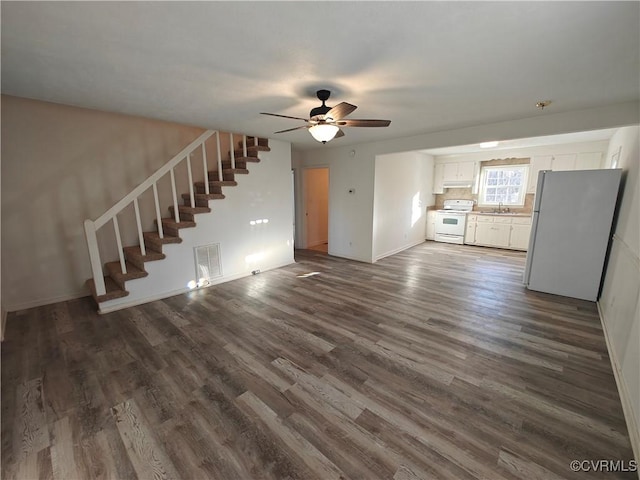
[261,89,390,144]
[309,124,339,143]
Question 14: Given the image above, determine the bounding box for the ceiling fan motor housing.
[310,90,332,118]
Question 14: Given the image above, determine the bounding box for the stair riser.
[125,254,145,271]
[221,160,247,169]
[194,183,224,194]
[239,137,269,148]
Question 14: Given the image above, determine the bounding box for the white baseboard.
[374,239,425,263]
[597,301,640,466]
[1,307,7,342]
[5,291,89,314]
[98,260,295,314]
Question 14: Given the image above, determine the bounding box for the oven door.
[435,212,466,236]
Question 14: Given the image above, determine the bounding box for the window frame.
[477,164,529,207]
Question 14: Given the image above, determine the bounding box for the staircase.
[83,131,270,308]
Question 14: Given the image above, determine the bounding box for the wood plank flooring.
[2,242,637,479]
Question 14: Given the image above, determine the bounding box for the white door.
[304,167,329,249]
[509,224,532,250]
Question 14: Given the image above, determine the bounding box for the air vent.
[194,243,222,286]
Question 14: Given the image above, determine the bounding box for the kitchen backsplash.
[435,189,534,214]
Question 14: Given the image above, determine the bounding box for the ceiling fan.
[261,89,391,144]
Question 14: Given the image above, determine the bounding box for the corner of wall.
[1,305,7,341]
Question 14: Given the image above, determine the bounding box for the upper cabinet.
[527,152,604,193]
[527,156,552,193]
[433,161,476,193]
[433,163,445,194]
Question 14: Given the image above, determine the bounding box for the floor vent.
[194,243,222,286]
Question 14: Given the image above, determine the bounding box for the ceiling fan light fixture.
[309,124,339,143]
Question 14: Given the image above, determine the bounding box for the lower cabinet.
[509,222,532,250]
[476,223,510,247]
[425,210,437,240]
[464,214,531,251]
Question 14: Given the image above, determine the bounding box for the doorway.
[303,167,329,252]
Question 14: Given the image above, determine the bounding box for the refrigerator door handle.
[523,211,540,285]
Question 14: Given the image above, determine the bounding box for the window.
[478,165,529,206]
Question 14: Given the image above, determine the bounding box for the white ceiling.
[2,2,639,151]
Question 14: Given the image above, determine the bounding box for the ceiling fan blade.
[273,125,309,134]
[334,129,345,138]
[261,112,310,122]
[325,102,357,121]
[338,119,391,127]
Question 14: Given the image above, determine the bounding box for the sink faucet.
[498,201,503,214]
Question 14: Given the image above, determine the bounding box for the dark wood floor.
[2,242,636,479]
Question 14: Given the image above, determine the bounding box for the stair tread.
[169,205,211,214]
[235,145,270,152]
[123,245,166,261]
[181,193,226,200]
[87,277,129,303]
[158,218,196,228]
[143,231,183,244]
[194,180,237,187]
[105,261,148,279]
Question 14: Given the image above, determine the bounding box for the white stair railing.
[84,129,240,297]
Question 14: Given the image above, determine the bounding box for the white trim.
[374,239,426,262]
[597,301,640,467]
[97,260,295,314]
[1,307,7,341]
[5,291,89,313]
[478,164,529,207]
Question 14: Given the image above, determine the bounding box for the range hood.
[442,180,473,188]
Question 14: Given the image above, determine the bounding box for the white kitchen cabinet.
[509,222,532,250]
[551,154,577,171]
[426,210,437,240]
[527,155,552,193]
[436,161,476,187]
[433,163,445,194]
[476,222,510,248]
[464,214,477,244]
[457,162,475,182]
[443,163,459,183]
[577,152,602,170]
[464,214,531,251]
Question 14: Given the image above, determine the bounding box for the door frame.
[296,165,330,250]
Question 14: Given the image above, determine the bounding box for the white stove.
[435,199,474,244]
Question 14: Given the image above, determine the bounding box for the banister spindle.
[243,135,247,158]
[133,198,146,256]
[113,215,127,274]
[202,142,210,195]
[152,182,164,239]
[186,153,195,208]
[170,168,180,223]
[229,132,235,170]
[216,132,223,182]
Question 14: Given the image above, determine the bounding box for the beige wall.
[599,125,640,460]
[1,95,204,311]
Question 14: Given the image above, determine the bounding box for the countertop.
[469,211,532,217]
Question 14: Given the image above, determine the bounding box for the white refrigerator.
[523,169,622,301]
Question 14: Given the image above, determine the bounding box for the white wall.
[99,140,295,313]
[1,95,205,311]
[599,125,640,459]
[1,95,294,312]
[372,151,434,261]
[299,101,638,264]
